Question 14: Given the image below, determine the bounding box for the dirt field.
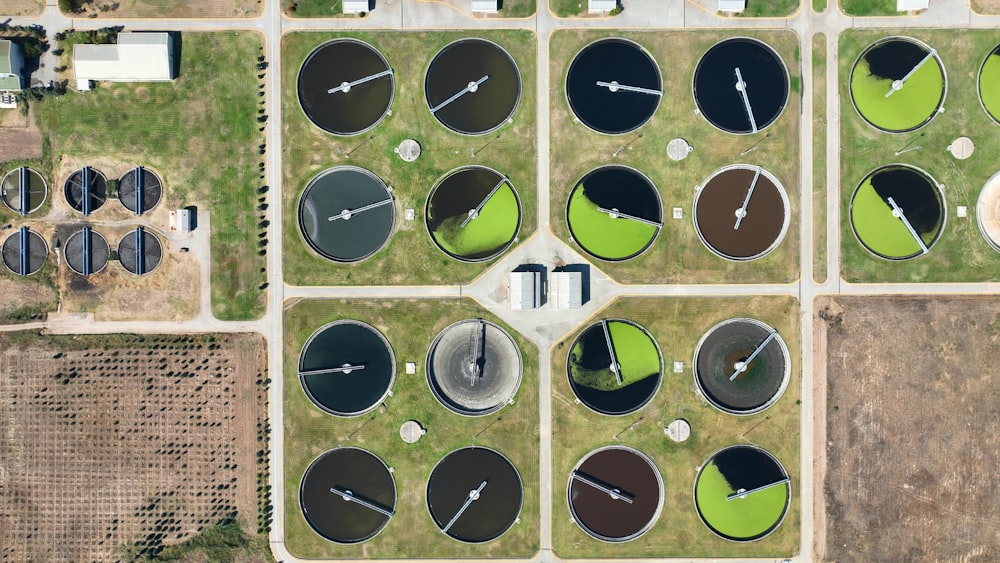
[0,106,43,163]
[816,296,1000,562]
[0,0,43,16]
[0,275,57,321]
[0,332,267,561]
[971,0,1000,14]
[76,0,262,18]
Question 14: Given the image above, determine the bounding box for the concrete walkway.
[3,1,1000,562]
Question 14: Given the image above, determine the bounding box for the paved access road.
[3,1,999,561]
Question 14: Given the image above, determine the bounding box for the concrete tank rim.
[65,227,111,275]
[1,167,48,215]
[1,228,48,276]
[425,318,523,417]
[691,317,791,416]
[116,227,164,276]
[298,318,397,418]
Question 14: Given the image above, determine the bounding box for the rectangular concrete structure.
[550,271,582,310]
[589,0,617,12]
[74,32,175,82]
[897,0,929,10]
[509,271,541,309]
[343,0,370,13]
[718,0,746,11]
[472,0,499,12]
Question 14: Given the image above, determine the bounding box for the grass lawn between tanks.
[839,29,1000,282]
[34,31,266,320]
[838,0,898,16]
[552,296,800,558]
[549,30,801,285]
[283,298,539,559]
[282,31,537,286]
[813,33,828,284]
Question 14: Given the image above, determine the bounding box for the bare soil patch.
[0,275,56,321]
[0,106,43,163]
[72,0,262,18]
[0,332,268,561]
[818,296,1000,562]
[0,0,43,16]
[971,0,1000,14]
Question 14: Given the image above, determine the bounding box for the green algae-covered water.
[850,166,943,260]
[980,45,1000,123]
[850,38,945,132]
[566,166,661,261]
[427,167,521,261]
[695,446,790,542]
[568,320,662,415]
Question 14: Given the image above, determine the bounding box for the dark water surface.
[299,321,395,416]
[300,447,396,544]
[693,38,789,134]
[65,228,110,275]
[695,319,786,413]
[427,447,522,543]
[298,39,394,136]
[567,321,661,415]
[695,167,787,260]
[425,39,520,135]
[568,447,662,542]
[118,229,162,275]
[566,38,661,134]
[118,167,162,215]
[64,168,107,214]
[299,167,394,263]
[1,229,47,275]
[864,38,931,81]
[1,167,47,214]
[869,167,942,235]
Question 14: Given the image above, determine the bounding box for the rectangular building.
[718,0,747,11]
[74,32,175,82]
[472,0,500,12]
[550,271,583,310]
[509,271,541,310]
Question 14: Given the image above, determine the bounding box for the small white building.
[472,0,499,13]
[509,270,541,310]
[550,271,582,310]
[169,209,193,232]
[718,0,746,12]
[589,0,617,13]
[343,0,370,13]
[74,32,175,83]
[897,0,928,10]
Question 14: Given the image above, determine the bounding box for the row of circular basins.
[297,318,525,544]
[564,317,792,543]
[846,37,1000,259]
[570,36,793,262]
[294,316,791,544]
[1,166,165,276]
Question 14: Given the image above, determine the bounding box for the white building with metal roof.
[897,0,928,10]
[73,32,175,83]
[718,0,747,11]
[589,0,617,12]
[343,0,370,13]
[472,0,500,12]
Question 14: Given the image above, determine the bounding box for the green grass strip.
[696,463,787,539]
[851,57,943,131]
[850,180,923,258]
[981,54,1000,120]
[432,184,519,257]
[567,184,657,260]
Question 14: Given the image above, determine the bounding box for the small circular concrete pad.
[395,139,421,162]
[427,319,522,416]
[667,138,692,161]
[976,170,1000,252]
[400,420,425,443]
[948,136,974,160]
[664,419,691,442]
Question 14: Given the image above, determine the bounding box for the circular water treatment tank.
[566,38,662,135]
[118,228,163,276]
[299,447,396,544]
[693,165,790,261]
[298,39,395,136]
[63,167,107,214]
[694,445,790,542]
[427,446,523,543]
[65,228,110,276]
[566,166,662,262]
[850,37,946,133]
[567,445,664,543]
[1,167,47,215]
[693,318,790,415]
[567,319,663,416]
[118,167,163,215]
[298,320,396,417]
[426,166,522,262]
[298,166,394,263]
[426,319,523,416]
[424,38,521,135]
[976,171,1000,253]
[693,37,789,135]
[1,228,47,276]
[849,164,945,260]
[978,44,1000,124]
